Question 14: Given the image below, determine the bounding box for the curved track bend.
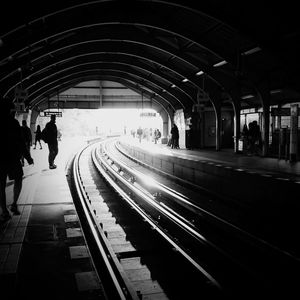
[67,138,299,300]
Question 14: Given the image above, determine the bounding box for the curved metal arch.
[4,53,194,106]
[5,30,241,109]
[1,38,209,93]
[33,77,174,124]
[33,74,173,121]
[1,23,234,89]
[28,69,177,112]
[19,62,185,110]
[3,40,222,107]
[1,1,232,63]
[55,24,242,91]
[39,61,191,106]
[2,47,196,99]
[0,4,250,103]
[106,76,173,120]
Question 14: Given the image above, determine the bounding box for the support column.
[213,104,221,151]
[162,121,168,144]
[160,109,171,144]
[232,100,241,153]
[290,104,298,162]
[262,100,270,157]
[199,105,205,148]
[257,84,270,157]
[29,109,39,142]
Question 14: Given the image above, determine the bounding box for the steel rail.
[72,142,139,300]
[100,138,300,292]
[114,139,300,262]
[93,141,222,289]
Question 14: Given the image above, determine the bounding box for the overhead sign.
[43,111,62,117]
[15,102,26,113]
[271,108,291,116]
[140,112,156,117]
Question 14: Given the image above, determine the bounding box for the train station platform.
[123,136,300,181]
[0,137,106,300]
[1,135,299,299]
[119,136,300,255]
[120,136,300,205]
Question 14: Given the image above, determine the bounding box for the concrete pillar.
[199,107,205,148]
[232,100,241,153]
[257,84,270,157]
[160,109,171,144]
[213,104,221,151]
[162,121,168,144]
[30,109,39,136]
[290,104,298,162]
[262,102,270,157]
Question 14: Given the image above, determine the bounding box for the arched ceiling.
[1,0,299,112]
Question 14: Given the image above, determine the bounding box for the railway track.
[67,138,299,299]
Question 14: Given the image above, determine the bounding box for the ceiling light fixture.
[213,60,227,67]
[242,46,261,56]
[195,71,204,76]
[270,89,282,94]
[241,94,255,99]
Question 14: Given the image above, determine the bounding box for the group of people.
[241,120,262,155]
[134,127,162,144]
[0,97,59,222]
[168,123,180,149]
[134,123,179,149]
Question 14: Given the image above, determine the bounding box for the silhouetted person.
[171,123,179,149]
[137,126,143,143]
[21,119,32,165]
[43,114,58,169]
[242,124,249,152]
[154,128,161,144]
[248,121,261,155]
[0,98,34,221]
[33,125,43,149]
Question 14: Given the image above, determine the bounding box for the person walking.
[43,114,58,169]
[0,98,34,221]
[33,124,43,149]
[20,119,32,165]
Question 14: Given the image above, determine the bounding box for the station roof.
[1,0,299,113]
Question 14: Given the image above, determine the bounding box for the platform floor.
[1,135,299,299]
[126,136,300,181]
[0,137,106,300]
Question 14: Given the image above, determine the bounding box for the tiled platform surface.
[0,137,106,300]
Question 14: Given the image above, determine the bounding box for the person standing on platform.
[248,121,261,155]
[241,124,249,153]
[137,126,143,143]
[171,123,179,149]
[154,128,161,144]
[20,119,32,165]
[43,114,58,169]
[0,98,34,221]
[33,124,43,149]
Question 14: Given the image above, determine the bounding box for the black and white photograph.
[0,1,299,299]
